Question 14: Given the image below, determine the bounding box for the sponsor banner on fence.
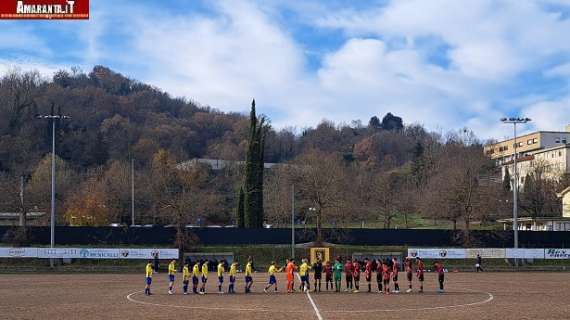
[1,248,178,259]
[466,248,506,259]
[544,248,570,259]
[505,248,545,259]
[408,248,466,259]
[0,247,38,258]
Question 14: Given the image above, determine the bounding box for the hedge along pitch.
[1,226,569,247]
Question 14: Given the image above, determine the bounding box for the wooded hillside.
[0,66,563,230]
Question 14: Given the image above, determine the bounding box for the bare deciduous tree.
[421,137,494,241]
[293,150,347,243]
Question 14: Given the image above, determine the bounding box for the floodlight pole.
[513,122,520,253]
[37,105,70,268]
[50,117,55,257]
[501,117,531,267]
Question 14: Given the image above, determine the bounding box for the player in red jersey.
[375,258,383,293]
[344,258,354,292]
[433,261,445,293]
[416,257,425,293]
[382,261,391,294]
[392,257,400,293]
[324,261,333,291]
[352,259,361,293]
[404,257,414,293]
[364,258,373,293]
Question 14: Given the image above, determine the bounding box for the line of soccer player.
[144,256,446,296]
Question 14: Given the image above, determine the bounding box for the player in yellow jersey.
[299,258,311,292]
[168,259,176,295]
[144,260,153,296]
[228,261,238,294]
[244,257,253,293]
[200,259,209,294]
[217,260,225,294]
[182,262,190,295]
[192,261,201,294]
[263,261,279,293]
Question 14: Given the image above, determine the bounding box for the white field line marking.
[296,273,324,320]
[126,290,313,313]
[325,288,494,313]
[127,285,493,316]
[126,290,265,312]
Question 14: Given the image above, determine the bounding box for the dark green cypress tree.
[411,142,425,188]
[503,167,511,192]
[236,187,245,228]
[243,99,267,228]
[255,126,266,227]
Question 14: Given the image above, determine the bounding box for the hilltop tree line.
[0,67,566,235]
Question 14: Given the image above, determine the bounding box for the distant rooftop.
[0,212,46,220]
[177,158,281,171]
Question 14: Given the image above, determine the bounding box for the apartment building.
[484,126,570,185]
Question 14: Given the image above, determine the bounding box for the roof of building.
[557,186,570,198]
[177,158,282,171]
[535,143,570,154]
[485,130,570,147]
[497,217,570,223]
[0,212,46,220]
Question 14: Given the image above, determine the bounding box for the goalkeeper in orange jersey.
[285,258,296,293]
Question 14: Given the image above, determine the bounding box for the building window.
[527,139,533,145]
[533,138,538,143]
[563,139,567,144]
[559,151,562,157]
[556,137,561,143]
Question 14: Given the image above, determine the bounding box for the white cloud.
[0,58,70,80]
[0,24,52,57]
[522,96,570,132]
[128,1,304,109]
[1,0,569,141]
[544,63,570,77]
[315,0,570,80]
[87,0,570,139]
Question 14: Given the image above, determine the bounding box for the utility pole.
[501,117,531,267]
[291,184,295,259]
[131,157,135,226]
[37,104,70,268]
[19,175,25,227]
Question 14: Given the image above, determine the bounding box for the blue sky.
[2,0,570,140]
